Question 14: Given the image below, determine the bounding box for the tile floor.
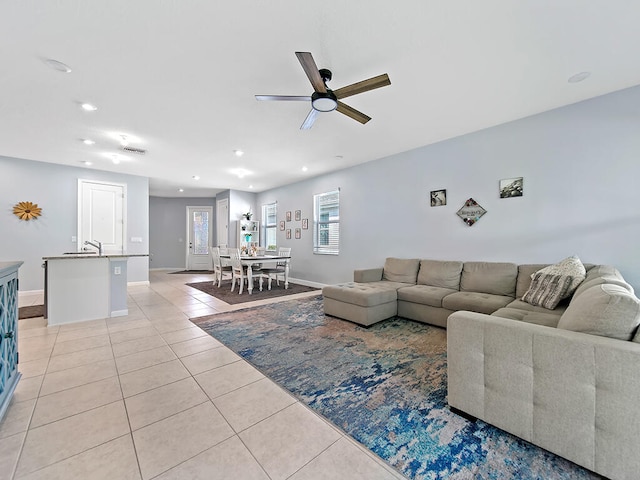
[1,270,405,480]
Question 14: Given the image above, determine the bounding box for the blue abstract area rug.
[191,296,599,480]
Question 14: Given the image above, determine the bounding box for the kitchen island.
[43,253,148,325]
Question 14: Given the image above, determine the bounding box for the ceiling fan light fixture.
[311,91,338,112]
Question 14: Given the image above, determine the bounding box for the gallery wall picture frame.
[430,189,447,207]
[286,211,292,222]
[499,177,523,198]
[295,228,301,239]
[279,221,285,231]
[302,218,309,229]
[456,198,487,226]
[295,210,301,221]
[286,229,291,239]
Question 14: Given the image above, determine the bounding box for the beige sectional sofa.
[322,258,640,480]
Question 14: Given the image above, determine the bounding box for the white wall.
[257,85,640,291]
[0,156,149,291]
[149,196,216,268]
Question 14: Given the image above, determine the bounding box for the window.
[262,202,277,251]
[313,189,339,255]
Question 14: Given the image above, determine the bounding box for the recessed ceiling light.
[82,161,93,166]
[82,139,95,145]
[104,153,128,164]
[568,71,591,83]
[230,168,251,179]
[234,150,244,157]
[192,175,200,180]
[81,103,98,111]
[44,59,72,73]
[248,185,254,189]
[179,188,184,192]
[302,166,308,172]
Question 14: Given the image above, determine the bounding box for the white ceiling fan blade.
[300,109,319,130]
[255,95,311,101]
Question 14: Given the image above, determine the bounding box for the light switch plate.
[130,237,143,243]
[71,236,77,242]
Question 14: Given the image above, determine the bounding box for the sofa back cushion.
[571,265,633,300]
[460,262,518,297]
[558,284,640,341]
[516,264,550,298]
[417,260,463,290]
[382,258,420,284]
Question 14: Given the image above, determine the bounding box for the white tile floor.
[1,271,406,480]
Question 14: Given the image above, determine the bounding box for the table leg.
[247,264,254,294]
[284,260,290,289]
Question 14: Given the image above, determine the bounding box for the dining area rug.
[186,279,320,305]
[191,296,598,480]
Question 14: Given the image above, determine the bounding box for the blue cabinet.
[0,261,22,421]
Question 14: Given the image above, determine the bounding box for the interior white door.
[216,198,229,246]
[78,180,126,254]
[187,206,213,270]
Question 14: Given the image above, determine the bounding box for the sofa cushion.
[557,284,640,340]
[532,255,586,294]
[382,258,420,284]
[571,265,633,300]
[417,260,463,290]
[505,299,569,316]
[397,285,457,308]
[491,307,562,328]
[516,264,550,299]
[522,273,573,310]
[442,291,513,315]
[322,281,403,307]
[460,262,517,297]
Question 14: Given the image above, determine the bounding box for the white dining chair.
[261,247,291,290]
[210,246,232,287]
[230,248,263,294]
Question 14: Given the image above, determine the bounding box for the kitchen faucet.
[84,240,103,255]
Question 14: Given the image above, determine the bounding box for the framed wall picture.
[279,220,285,231]
[286,229,291,239]
[302,218,309,229]
[430,189,447,207]
[295,228,301,239]
[286,211,292,222]
[499,177,523,198]
[295,210,301,221]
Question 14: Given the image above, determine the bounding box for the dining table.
[220,254,290,294]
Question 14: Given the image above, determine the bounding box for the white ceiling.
[2,1,639,197]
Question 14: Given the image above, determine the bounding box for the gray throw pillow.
[522,272,573,310]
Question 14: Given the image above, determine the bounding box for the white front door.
[78,180,126,254]
[216,198,229,246]
[186,206,213,270]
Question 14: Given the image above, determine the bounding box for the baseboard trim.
[110,309,129,317]
[128,281,150,287]
[287,277,326,289]
[19,289,44,298]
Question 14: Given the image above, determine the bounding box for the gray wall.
[149,196,215,268]
[256,85,640,291]
[0,156,149,291]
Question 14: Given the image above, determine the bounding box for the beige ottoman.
[322,282,399,326]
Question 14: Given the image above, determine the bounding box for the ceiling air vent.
[121,146,147,155]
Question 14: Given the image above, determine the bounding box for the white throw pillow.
[531,255,586,295]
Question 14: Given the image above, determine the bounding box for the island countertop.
[43,253,149,260]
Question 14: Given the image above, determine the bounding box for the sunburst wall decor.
[13,201,42,221]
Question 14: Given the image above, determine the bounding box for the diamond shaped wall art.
[456,198,486,226]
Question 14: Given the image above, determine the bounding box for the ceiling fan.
[256,52,391,130]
